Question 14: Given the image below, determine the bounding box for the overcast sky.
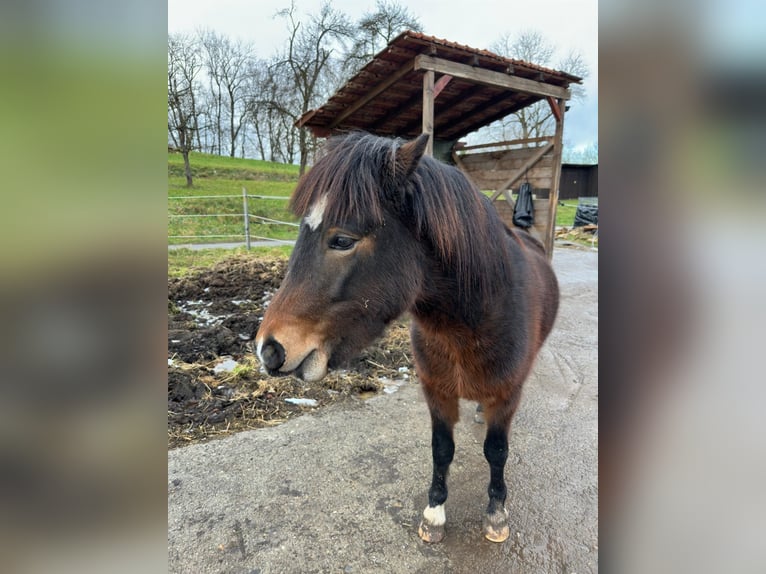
[168,0,597,150]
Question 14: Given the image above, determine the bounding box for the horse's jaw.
[294,348,328,382]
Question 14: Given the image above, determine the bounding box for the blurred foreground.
[600,1,766,572]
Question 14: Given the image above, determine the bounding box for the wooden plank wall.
[458,146,554,195]
[457,145,554,245]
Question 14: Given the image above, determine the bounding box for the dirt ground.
[168,255,414,448]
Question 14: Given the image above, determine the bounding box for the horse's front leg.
[418,386,458,543]
[480,392,522,543]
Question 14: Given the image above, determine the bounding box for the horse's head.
[255,133,430,381]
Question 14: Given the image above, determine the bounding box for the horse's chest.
[413,333,493,400]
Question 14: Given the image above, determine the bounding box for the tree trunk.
[182,150,193,187]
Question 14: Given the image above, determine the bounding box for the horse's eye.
[329,235,357,251]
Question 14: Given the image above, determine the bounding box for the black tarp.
[574,203,598,227]
[513,182,534,228]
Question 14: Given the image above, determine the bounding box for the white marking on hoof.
[419,505,446,543]
[305,194,328,231]
[422,504,445,526]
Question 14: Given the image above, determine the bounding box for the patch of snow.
[213,357,238,373]
[177,300,227,327]
[380,374,409,394]
[285,397,318,407]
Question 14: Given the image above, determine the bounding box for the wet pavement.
[168,248,597,573]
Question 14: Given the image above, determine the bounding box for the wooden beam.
[414,54,571,100]
[502,188,515,209]
[547,96,562,123]
[458,136,552,152]
[422,70,434,155]
[546,97,566,259]
[369,73,454,133]
[397,83,485,136]
[433,74,453,98]
[327,59,416,129]
[489,141,554,200]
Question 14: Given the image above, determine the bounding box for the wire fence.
[168,189,299,249]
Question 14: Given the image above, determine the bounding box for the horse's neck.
[410,261,488,331]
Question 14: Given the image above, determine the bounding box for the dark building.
[560,163,598,199]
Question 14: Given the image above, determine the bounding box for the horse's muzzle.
[257,337,329,382]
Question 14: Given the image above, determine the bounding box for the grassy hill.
[168,151,301,245]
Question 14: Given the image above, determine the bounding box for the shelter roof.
[297,31,582,141]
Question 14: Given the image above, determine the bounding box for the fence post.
[242,187,251,250]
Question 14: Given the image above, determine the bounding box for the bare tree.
[277,1,353,175]
[563,141,598,164]
[199,30,255,158]
[245,54,301,163]
[483,30,589,143]
[168,33,203,187]
[345,1,422,75]
[244,58,271,160]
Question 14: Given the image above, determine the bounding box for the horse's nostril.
[261,337,285,371]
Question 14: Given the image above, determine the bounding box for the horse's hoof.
[418,520,445,543]
[482,509,510,543]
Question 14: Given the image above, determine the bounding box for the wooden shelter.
[296,31,582,257]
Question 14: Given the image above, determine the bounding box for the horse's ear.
[394,133,430,179]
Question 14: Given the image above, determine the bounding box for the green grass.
[168,152,300,245]
[168,246,292,278]
[168,151,300,180]
[555,200,579,227]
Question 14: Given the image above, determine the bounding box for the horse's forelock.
[290,133,394,228]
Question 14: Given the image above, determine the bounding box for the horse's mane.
[290,132,512,300]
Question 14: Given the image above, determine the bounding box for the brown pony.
[256,132,559,543]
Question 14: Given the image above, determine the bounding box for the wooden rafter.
[324,58,416,130]
[397,83,485,136]
[450,93,538,138]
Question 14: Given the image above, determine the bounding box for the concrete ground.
[168,248,598,574]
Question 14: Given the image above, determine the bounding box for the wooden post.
[422,70,434,156]
[242,187,251,250]
[546,98,566,259]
